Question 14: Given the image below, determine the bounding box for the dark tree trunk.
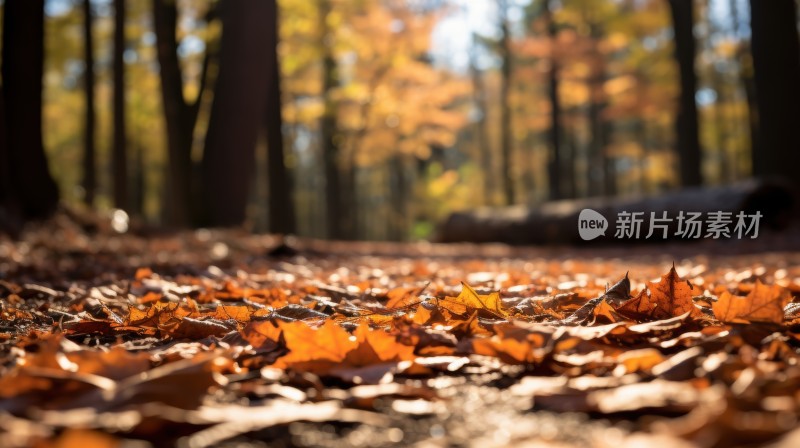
[705,0,731,183]
[543,0,563,201]
[709,72,730,181]
[586,21,614,197]
[81,0,97,207]
[739,46,759,173]
[264,0,295,234]
[113,0,128,210]
[498,4,515,205]
[1,0,59,220]
[319,0,345,239]
[131,141,145,217]
[342,155,358,239]
[469,33,495,205]
[668,0,703,187]
[153,0,193,226]
[749,0,800,187]
[0,87,21,234]
[563,125,578,198]
[730,0,759,175]
[202,0,272,227]
[388,155,408,241]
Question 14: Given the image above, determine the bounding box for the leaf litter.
[2,221,800,447]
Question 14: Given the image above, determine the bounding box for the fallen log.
[436,179,796,245]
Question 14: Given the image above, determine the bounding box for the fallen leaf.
[272,321,416,382]
[712,280,792,324]
[617,266,702,320]
[439,282,507,318]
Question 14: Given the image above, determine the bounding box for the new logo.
[578,209,608,241]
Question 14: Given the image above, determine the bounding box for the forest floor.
[2,211,800,448]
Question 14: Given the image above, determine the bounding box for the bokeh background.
[0,0,798,240]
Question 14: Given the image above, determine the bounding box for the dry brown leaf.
[438,282,507,318]
[712,280,792,324]
[272,321,416,380]
[617,266,702,320]
[385,286,422,309]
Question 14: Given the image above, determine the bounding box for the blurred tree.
[265,0,296,234]
[0,88,17,233]
[701,0,731,182]
[113,0,128,210]
[541,0,564,200]
[668,0,702,187]
[203,0,277,226]
[318,0,346,239]
[749,0,800,187]
[152,0,213,226]
[81,0,97,207]
[1,0,59,220]
[468,32,495,204]
[338,2,470,238]
[730,0,759,169]
[498,0,515,205]
[585,14,614,196]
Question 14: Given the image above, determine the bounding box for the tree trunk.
[264,0,295,234]
[749,0,800,189]
[586,20,614,197]
[704,0,731,183]
[730,0,759,177]
[438,179,794,245]
[1,0,59,220]
[202,0,273,227]
[668,0,703,187]
[152,0,193,226]
[739,45,759,175]
[131,141,145,217]
[498,4,515,205]
[469,33,495,206]
[0,87,21,234]
[388,155,408,241]
[81,0,97,207]
[113,0,128,210]
[543,0,563,201]
[319,0,345,239]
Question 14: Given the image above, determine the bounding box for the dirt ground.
[2,213,800,448]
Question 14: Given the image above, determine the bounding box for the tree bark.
[1,0,59,220]
[730,0,759,176]
[387,155,409,241]
[113,0,128,210]
[202,0,272,227]
[705,0,731,183]
[749,0,800,189]
[668,0,703,187]
[0,87,21,234]
[153,0,194,226]
[81,0,97,207]
[319,0,345,239]
[264,0,295,234]
[587,22,613,197]
[498,3,515,205]
[469,33,495,206]
[542,0,563,201]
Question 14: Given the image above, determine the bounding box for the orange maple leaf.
[272,321,415,375]
[616,266,702,320]
[439,282,507,318]
[712,280,792,324]
[470,323,549,364]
